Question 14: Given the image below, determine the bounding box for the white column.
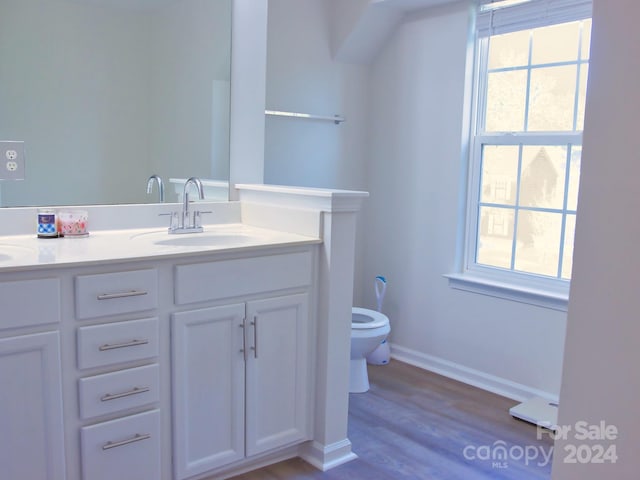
[302,208,360,470]
[228,0,267,195]
[235,184,368,470]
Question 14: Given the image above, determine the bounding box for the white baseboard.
[299,439,358,472]
[389,343,559,404]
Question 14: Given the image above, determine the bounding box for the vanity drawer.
[79,364,160,420]
[77,317,159,369]
[75,269,158,320]
[81,409,160,480]
[0,278,60,331]
[175,250,313,305]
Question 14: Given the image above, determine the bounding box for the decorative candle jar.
[58,210,89,237]
[37,208,58,238]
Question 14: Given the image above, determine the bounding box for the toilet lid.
[352,307,389,329]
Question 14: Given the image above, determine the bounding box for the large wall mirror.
[0,0,231,207]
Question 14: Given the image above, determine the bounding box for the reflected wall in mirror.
[0,0,231,207]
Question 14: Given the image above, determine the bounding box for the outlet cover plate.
[0,141,26,180]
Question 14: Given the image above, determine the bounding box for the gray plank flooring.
[232,360,553,479]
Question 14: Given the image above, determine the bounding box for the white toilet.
[350,307,390,393]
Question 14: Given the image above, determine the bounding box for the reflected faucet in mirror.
[146,175,165,203]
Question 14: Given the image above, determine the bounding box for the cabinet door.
[0,331,66,480]
[172,304,246,479]
[245,293,311,457]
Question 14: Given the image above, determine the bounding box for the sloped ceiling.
[326,0,461,64]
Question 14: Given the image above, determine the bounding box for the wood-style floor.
[232,360,553,480]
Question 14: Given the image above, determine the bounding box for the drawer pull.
[97,290,148,301]
[102,433,151,451]
[99,339,149,351]
[239,322,247,360]
[100,386,150,402]
[251,316,258,359]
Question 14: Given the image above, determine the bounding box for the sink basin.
[153,233,256,247]
[0,244,35,262]
[129,229,259,248]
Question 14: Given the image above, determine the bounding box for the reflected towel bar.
[265,110,345,124]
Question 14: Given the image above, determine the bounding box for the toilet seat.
[351,307,389,330]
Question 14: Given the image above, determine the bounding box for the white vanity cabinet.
[0,237,324,480]
[171,250,315,480]
[0,278,66,480]
[0,186,365,479]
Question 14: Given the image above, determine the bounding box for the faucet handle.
[159,211,180,231]
[192,210,212,229]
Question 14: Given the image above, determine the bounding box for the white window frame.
[446,0,592,311]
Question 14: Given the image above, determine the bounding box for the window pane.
[581,19,592,60]
[481,146,519,205]
[561,214,576,279]
[576,65,589,131]
[514,211,562,277]
[472,16,591,282]
[488,30,530,69]
[477,207,514,269]
[531,21,580,65]
[519,146,566,209]
[528,65,577,131]
[567,146,581,211]
[485,70,527,132]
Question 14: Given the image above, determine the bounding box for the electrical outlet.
[0,141,25,180]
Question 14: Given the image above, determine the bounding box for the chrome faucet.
[146,174,164,203]
[162,177,210,234]
[164,177,208,234]
[183,177,204,214]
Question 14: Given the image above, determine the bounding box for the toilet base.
[349,357,370,393]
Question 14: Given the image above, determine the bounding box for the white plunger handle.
[375,276,387,312]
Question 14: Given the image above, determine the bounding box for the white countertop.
[0,223,321,272]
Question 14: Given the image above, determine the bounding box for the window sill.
[443,272,569,311]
